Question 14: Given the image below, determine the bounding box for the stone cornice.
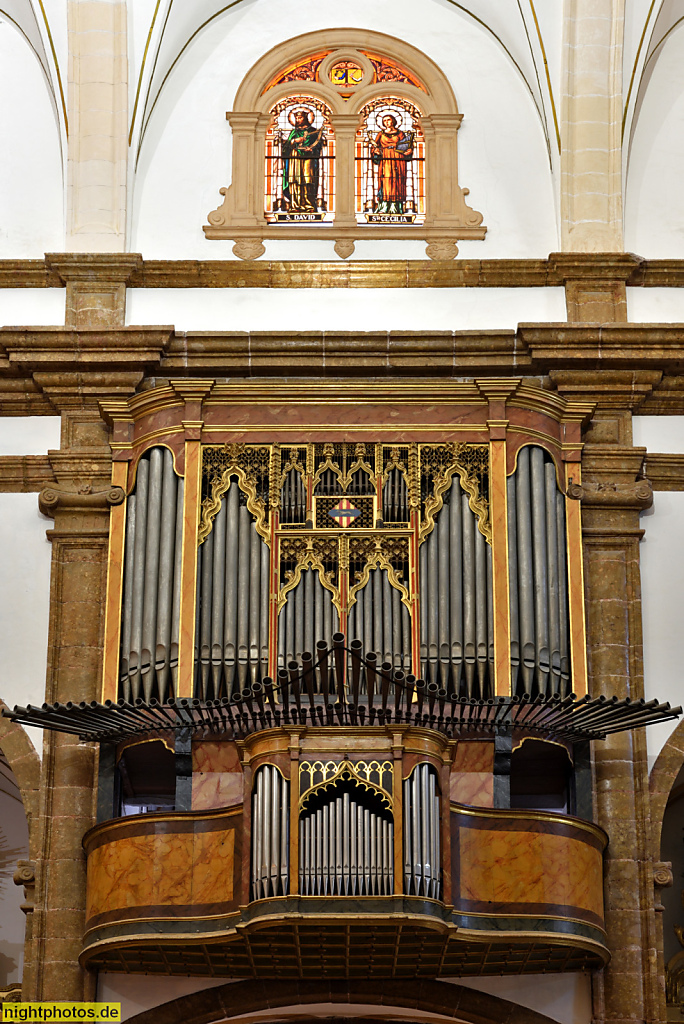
[0,255,684,289]
[0,325,683,411]
[643,453,684,491]
[0,455,56,492]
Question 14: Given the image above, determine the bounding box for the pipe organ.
[116,436,577,702]
[120,446,184,702]
[507,447,570,696]
[38,379,664,977]
[251,764,290,899]
[297,759,394,896]
[403,763,441,899]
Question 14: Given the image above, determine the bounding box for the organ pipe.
[347,568,411,673]
[251,764,289,900]
[419,476,493,697]
[196,481,269,698]
[403,763,441,899]
[508,446,570,696]
[299,786,393,896]
[120,447,183,703]
[278,569,339,680]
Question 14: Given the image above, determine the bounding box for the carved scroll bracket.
[566,479,653,511]
[38,485,125,517]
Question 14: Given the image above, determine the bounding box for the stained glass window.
[265,97,335,223]
[329,60,364,87]
[355,98,426,225]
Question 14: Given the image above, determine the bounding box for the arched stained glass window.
[265,96,335,223]
[356,98,425,225]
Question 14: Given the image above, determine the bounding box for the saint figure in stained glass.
[265,97,335,223]
[280,108,325,212]
[356,99,425,225]
[369,114,414,215]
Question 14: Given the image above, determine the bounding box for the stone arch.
[649,719,684,859]
[127,977,560,1024]
[233,28,459,116]
[0,702,40,858]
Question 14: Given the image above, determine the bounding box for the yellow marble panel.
[452,741,494,774]
[450,773,493,808]
[193,741,241,774]
[192,829,235,904]
[192,772,244,810]
[458,825,603,917]
[86,823,236,920]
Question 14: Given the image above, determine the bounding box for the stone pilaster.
[24,381,133,1001]
[561,0,625,251]
[551,369,664,1024]
[66,0,128,252]
[45,254,142,328]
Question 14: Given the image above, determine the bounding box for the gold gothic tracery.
[299,759,394,811]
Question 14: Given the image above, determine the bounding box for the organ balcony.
[4,379,680,978]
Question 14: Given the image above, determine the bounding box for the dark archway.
[128,977,561,1024]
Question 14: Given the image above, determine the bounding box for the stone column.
[67,0,128,251]
[552,370,664,1024]
[561,0,624,251]
[24,392,127,1001]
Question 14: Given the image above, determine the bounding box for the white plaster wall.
[0,757,29,987]
[633,416,684,455]
[0,20,64,257]
[97,975,230,1021]
[633,417,684,765]
[0,416,61,456]
[640,490,684,768]
[448,974,592,1024]
[0,754,29,987]
[625,21,684,257]
[131,0,558,260]
[0,290,65,328]
[627,288,684,322]
[126,286,566,331]
[0,493,53,756]
[632,418,684,764]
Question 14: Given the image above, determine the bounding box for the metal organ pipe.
[120,447,183,702]
[419,476,493,696]
[278,569,339,680]
[299,786,393,896]
[251,765,290,900]
[347,569,411,673]
[403,763,441,899]
[196,480,270,698]
[507,446,571,695]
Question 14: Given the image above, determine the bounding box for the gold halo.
[288,107,313,127]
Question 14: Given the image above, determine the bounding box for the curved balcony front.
[81,772,608,978]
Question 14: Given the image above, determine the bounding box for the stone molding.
[3,255,684,289]
[643,453,684,491]
[45,254,143,328]
[0,455,56,492]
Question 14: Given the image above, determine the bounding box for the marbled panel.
[86,821,237,921]
[452,741,494,773]
[193,740,241,774]
[192,830,235,904]
[192,772,244,810]
[450,772,493,808]
[458,824,604,917]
